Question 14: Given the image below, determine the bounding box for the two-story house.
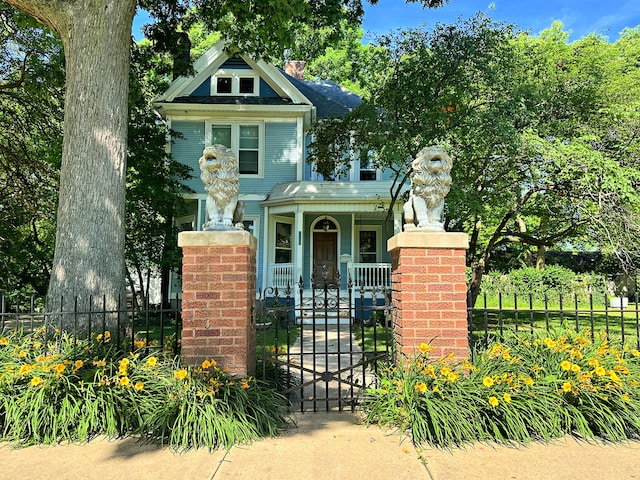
[154,41,404,303]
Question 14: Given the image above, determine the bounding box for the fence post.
[178,230,256,376]
[388,231,469,360]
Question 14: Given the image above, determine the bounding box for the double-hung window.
[208,122,263,176]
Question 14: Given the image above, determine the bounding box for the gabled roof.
[154,41,312,108]
[153,41,362,125]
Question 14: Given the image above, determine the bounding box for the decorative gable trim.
[154,41,313,107]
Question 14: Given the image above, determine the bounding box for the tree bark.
[6,0,136,330]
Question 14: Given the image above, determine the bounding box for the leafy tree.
[308,16,640,305]
[0,5,63,303]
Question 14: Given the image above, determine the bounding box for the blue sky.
[133,1,640,43]
[362,0,640,42]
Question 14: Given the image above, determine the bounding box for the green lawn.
[469,296,640,348]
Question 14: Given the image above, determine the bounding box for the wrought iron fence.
[468,291,640,354]
[0,294,182,356]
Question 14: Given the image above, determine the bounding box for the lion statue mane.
[199,144,244,230]
[403,146,453,232]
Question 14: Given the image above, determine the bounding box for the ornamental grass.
[0,328,288,450]
[363,329,640,448]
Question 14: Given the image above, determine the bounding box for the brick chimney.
[284,61,305,80]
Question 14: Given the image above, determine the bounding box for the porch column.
[388,231,469,359]
[178,230,256,376]
[294,210,304,285]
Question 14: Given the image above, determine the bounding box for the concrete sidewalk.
[1,412,640,480]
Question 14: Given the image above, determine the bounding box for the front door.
[313,232,338,286]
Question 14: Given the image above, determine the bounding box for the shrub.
[479,266,608,304]
[0,329,289,449]
[363,330,640,447]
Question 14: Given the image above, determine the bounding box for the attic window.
[239,77,255,94]
[216,77,232,93]
[212,69,259,96]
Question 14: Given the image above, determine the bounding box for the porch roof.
[261,181,401,208]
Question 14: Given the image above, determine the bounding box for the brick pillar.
[388,231,469,360]
[178,230,256,376]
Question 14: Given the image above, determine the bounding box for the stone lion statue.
[199,144,244,230]
[403,146,452,232]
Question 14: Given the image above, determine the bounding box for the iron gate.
[256,268,395,412]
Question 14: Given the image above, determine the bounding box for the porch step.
[296,296,352,325]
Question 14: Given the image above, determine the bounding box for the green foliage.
[480,266,608,303]
[0,4,64,300]
[0,329,288,449]
[364,330,640,447]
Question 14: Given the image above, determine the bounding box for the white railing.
[348,262,391,289]
[268,263,295,290]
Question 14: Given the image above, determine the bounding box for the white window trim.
[205,120,264,178]
[242,215,260,240]
[354,225,382,263]
[211,68,260,96]
[271,216,295,265]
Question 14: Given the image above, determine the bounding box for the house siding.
[171,120,205,192]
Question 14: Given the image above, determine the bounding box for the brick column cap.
[178,230,257,250]
[387,231,469,251]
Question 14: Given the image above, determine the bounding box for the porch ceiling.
[262,181,400,209]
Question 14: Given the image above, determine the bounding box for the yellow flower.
[447,372,460,382]
[120,377,130,387]
[544,338,556,348]
[104,331,111,339]
[609,370,621,384]
[55,363,66,374]
[419,343,432,354]
[503,393,512,403]
[560,360,572,371]
[571,364,581,373]
[146,357,158,368]
[74,360,84,370]
[483,377,494,388]
[0,337,8,345]
[414,382,427,394]
[30,377,43,387]
[174,369,188,381]
[134,381,144,392]
[621,394,630,402]
[93,359,106,368]
[562,382,572,393]
[134,340,146,349]
[631,349,640,357]
[19,364,32,375]
[18,350,27,358]
[595,366,606,376]
[241,380,250,389]
[202,359,212,369]
[119,358,130,367]
[432,385,440,393]
[488,396,499,407]
[524,377,535,386]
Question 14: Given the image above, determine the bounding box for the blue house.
[154,41,403,301]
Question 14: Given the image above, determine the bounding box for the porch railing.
[268,263,295,290]
[348,262,391,290]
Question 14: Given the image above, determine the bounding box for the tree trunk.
[6,0,136,331]
[536,217,548,270]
